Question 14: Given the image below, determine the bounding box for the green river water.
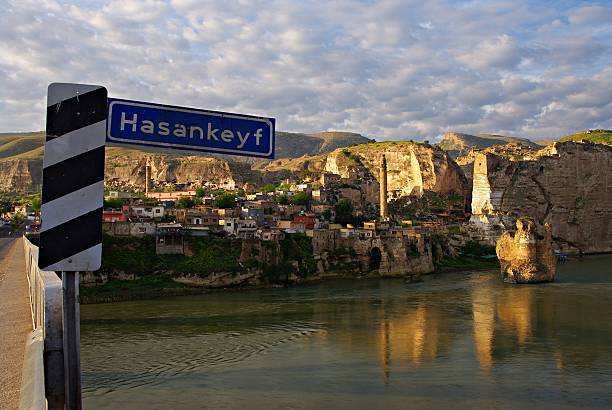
[81,255,612,409]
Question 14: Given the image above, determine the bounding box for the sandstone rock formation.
[469,141,612,254]
[323,142,467,200]
[0,158,42,193]
[496,218,556,283]
[104,153,265,191]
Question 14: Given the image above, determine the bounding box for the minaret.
[380,154,388,220]
[145,157,152,196]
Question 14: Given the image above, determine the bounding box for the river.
[81,255,612,409]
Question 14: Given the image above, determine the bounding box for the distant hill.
[439,132,541,157]
[0,132,45,160]
[559,129,612,145]
[0,130,371,163]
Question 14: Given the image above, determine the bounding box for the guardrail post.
[62,271,82,410]
[45,271,65,409]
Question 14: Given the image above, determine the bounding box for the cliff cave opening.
[369,247,382,272]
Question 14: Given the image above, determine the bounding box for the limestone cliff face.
[0,158,42,193]
[105,154,258,190]
[470,142,612,253]
[496,218,556,283]
[323,142,468,202]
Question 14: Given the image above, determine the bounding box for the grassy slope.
[559,130,612,145]
[0,133,44,160]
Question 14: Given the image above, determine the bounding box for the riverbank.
[80,254,499,304]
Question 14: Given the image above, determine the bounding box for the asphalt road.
[0,238,31,409]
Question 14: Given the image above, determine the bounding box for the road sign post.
[40,82,107,409]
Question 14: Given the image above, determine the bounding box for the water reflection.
[81,255,612,409]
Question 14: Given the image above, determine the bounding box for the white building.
[131,206,165,219]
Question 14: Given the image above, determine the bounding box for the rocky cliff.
[0,158,42,193]
[104,151,264,191]
[469,141,612,254]
[267,141,469,204]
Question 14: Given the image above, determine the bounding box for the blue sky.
[1,0,611,140]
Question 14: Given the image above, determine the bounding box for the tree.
[176,196,195,209]
[291,191,311,206]
[262,183,277,193]
[30,196,41,213]
[103,198,122,209]
[11,213,25,229]
[335,199,353,224]
[216,192,236,209]
[195,187,205,198]
[276,194,290,205]
[321,209,332,220]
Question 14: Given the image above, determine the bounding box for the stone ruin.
[495,217,556,284]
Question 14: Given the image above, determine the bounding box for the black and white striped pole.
[39,83,107,410]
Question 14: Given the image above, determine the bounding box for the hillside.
[439,132,541,158]
[0,132,45,159]
[559,129,612,145]
[0,130,370,162]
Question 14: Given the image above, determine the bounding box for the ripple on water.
[82,321,323,394]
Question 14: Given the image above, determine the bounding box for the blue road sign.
[107,98,275,158]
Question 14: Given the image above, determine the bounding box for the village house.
[294,213,316,229]
[102,210,127,223]
[171,208,221,232]
[241,206,264,222]
[308,229,339,254]
[291,183,311,193]
[130,205,165,220]
[276,220,306,233]
[106,191,132,200]
[278,204,305,219]
[275,189,295,197]
[146,190,196,202]
[221,218,257,238]
[246,192,266,201]
[156,223,184,255]
[319,172,341,186]
[339,227,358,238]
[216,207,241,218]
[311,204,335,218]
[255,228,286,241]
[312,189,332,204]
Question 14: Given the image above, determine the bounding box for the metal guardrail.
[22,236,65,409]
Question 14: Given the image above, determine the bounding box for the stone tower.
[380,154,388,220]
[145,157,152,196]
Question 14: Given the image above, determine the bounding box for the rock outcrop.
[104,153,265,191]
[323,142,467,200]
[0,158,42,193]
[496,218,556,283]
[469,141,612,254]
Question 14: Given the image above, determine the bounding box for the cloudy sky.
[1,0,611,140]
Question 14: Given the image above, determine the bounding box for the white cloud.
[0,0,611,141]
[568,5,612,26]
